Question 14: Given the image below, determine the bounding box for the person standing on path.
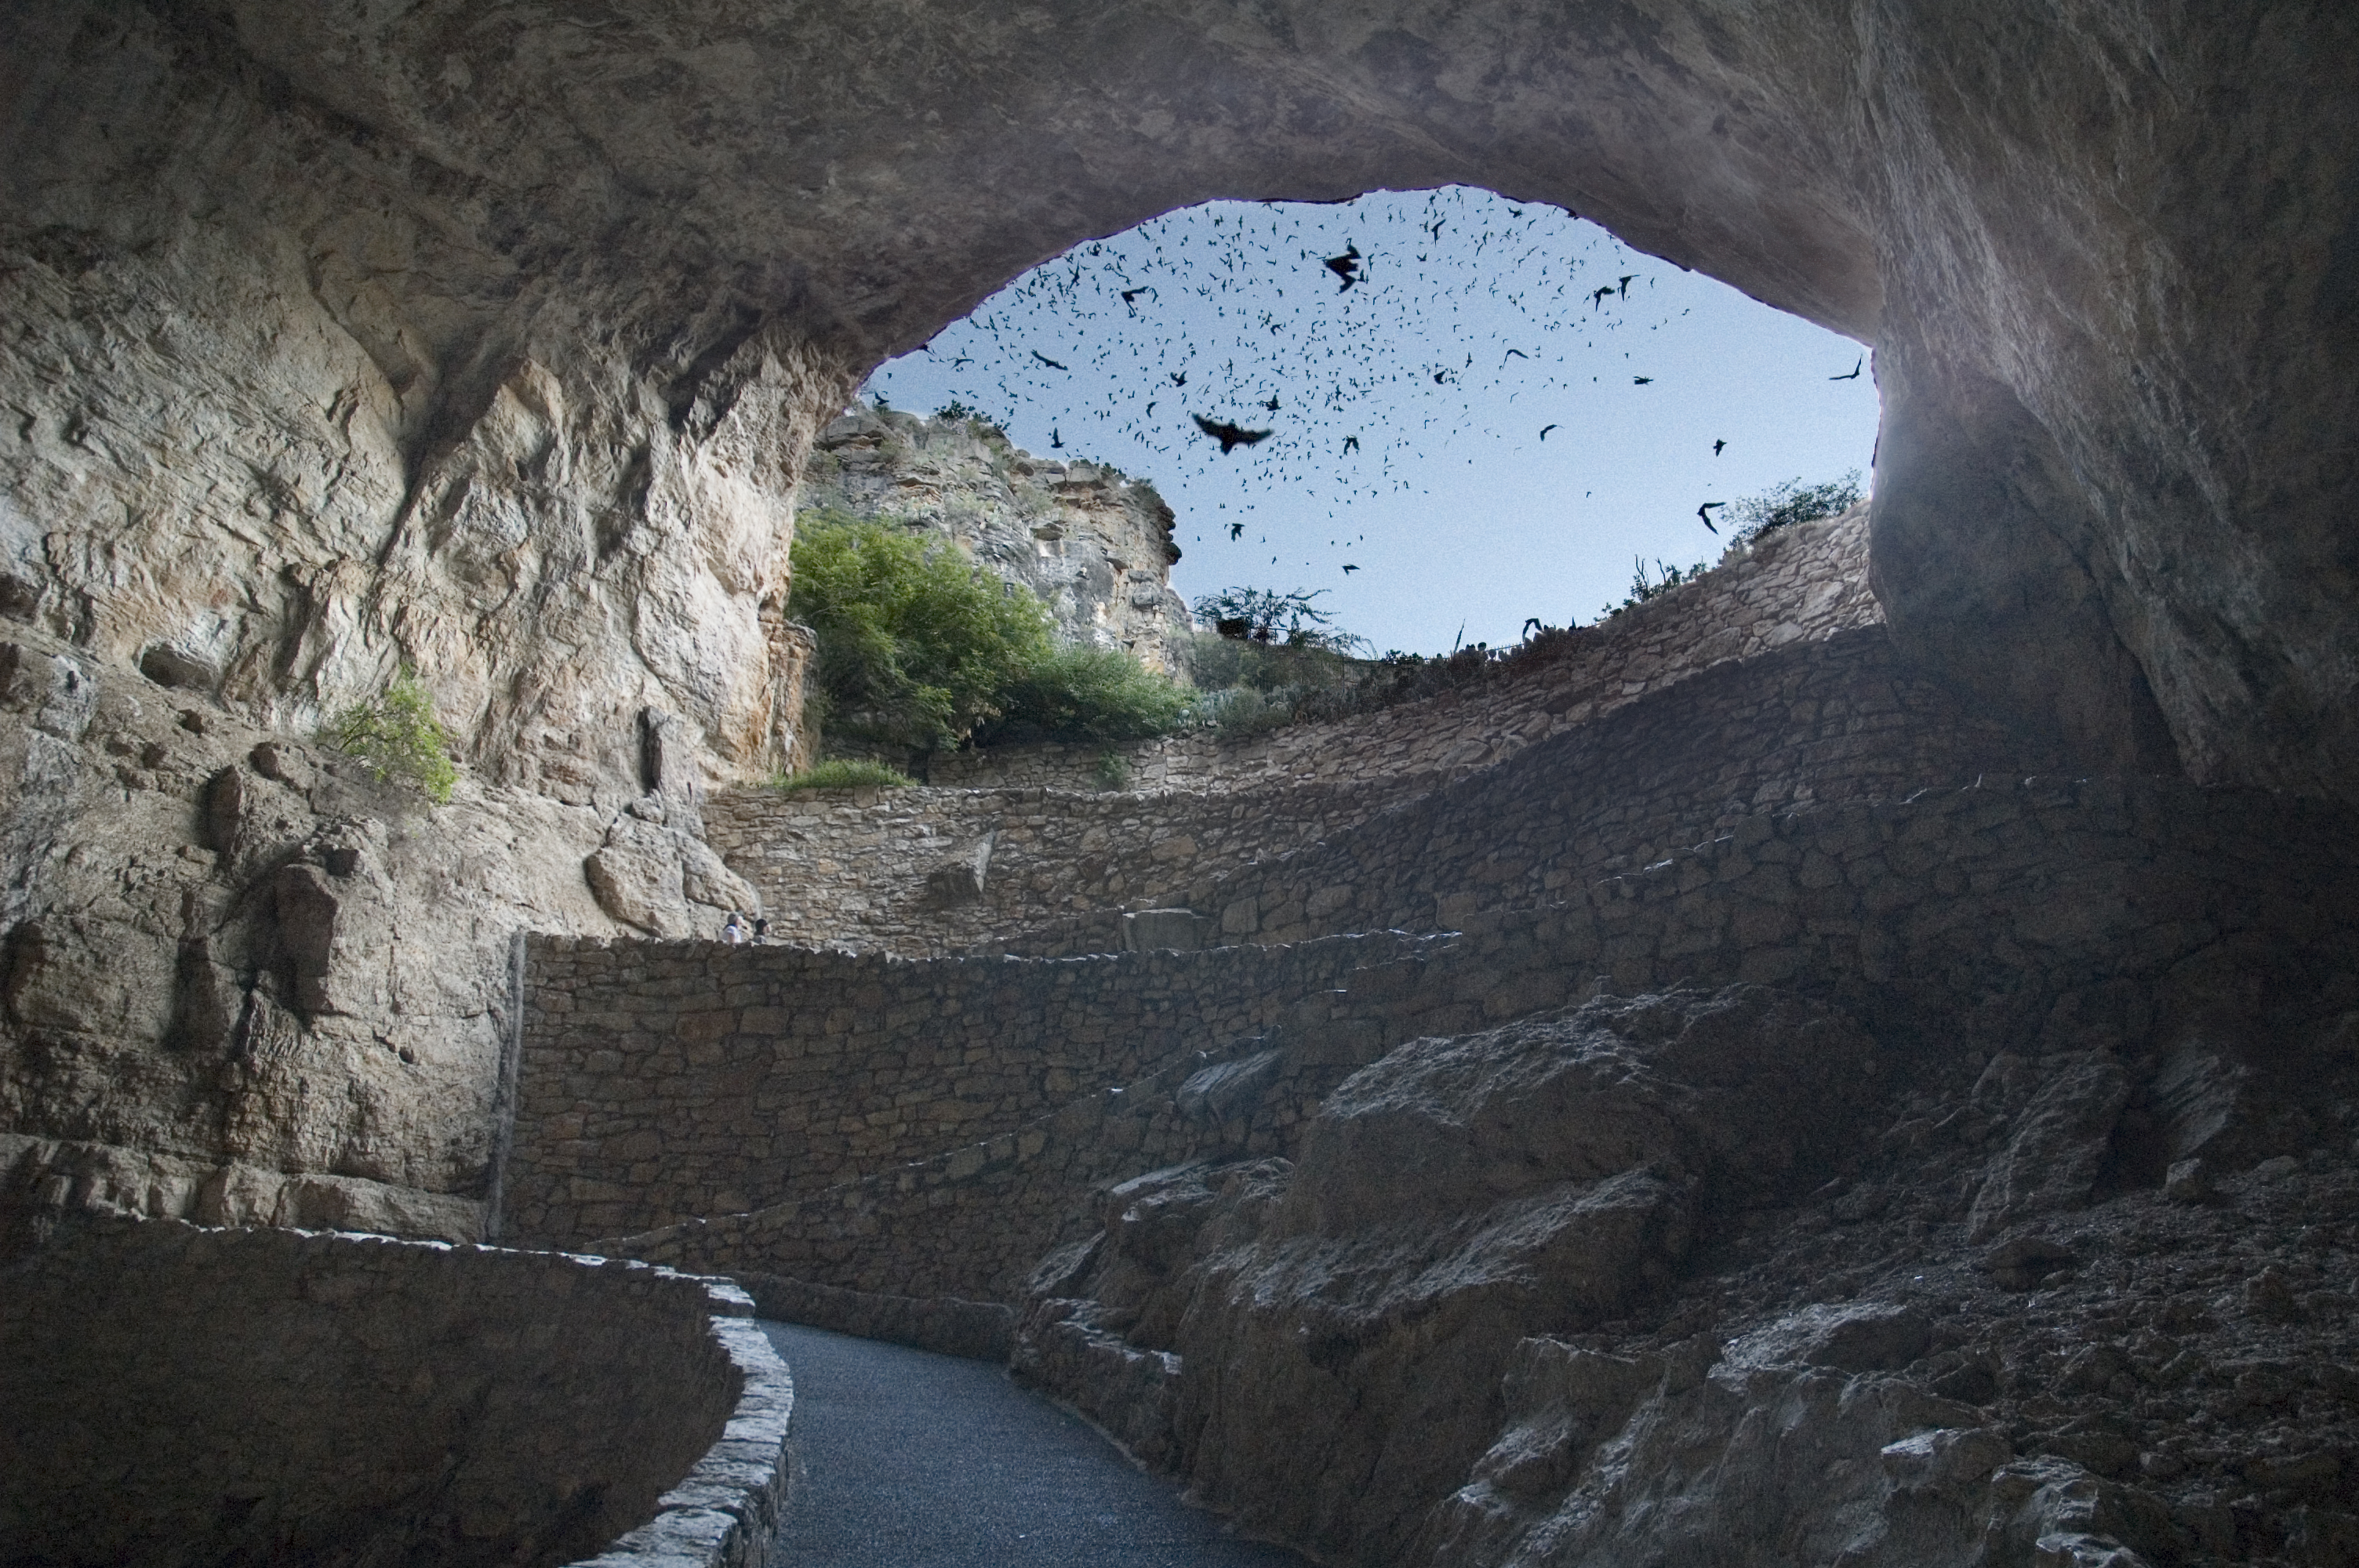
[724,911,744,943]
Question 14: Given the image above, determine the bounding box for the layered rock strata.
[799,406,1192,677]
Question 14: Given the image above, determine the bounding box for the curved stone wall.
[0,1221,790,1568]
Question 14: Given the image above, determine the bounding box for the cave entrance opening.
[856,185,1879,659]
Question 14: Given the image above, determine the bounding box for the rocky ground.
[1015,972,2359,1568]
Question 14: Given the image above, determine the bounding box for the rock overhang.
[2,2,2354,800]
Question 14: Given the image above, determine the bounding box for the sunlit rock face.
[3,2,2353,797]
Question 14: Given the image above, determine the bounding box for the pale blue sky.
[863,186,1878,656]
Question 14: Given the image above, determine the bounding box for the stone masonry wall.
[703,777,1394,955]
[503,931,1437,1248]
[925,503,1877,794]
[599,775,2359,1308]
[0,1219,790,1568]
[1186,626,2070,948]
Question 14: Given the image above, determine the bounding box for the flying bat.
[1194,415,1272,454]
[1697,501,1727,532]
[1325,244,1363,290]
[1713,438,1726,456]
[1539,423,1558,440]
[1031,350,1067,371]
[1830,357,1863,380]
[1633,376,1653,385]
[1342,564,1360,573]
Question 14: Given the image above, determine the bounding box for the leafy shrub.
[790,513,1058,753]
[321,669,459,804]
[1600,556,1711,620]
[1190,586,1368,653]
[1090,750,1132,791]
[1725,470,1865,543]
[777,757,918,791]
[976,641,1194,746]
[790,513,1194,753]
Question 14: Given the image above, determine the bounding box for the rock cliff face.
[801,407,1192,677]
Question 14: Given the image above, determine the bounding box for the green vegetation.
[776,757,918,791]
[1725,470,1864,544]
[977,642,1195,746]
[321,669,459,805]
[1598,471,1866,620]
[788,512,1194,757]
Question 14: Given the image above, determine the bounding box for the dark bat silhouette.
[1170,371,1187,387]
[1325,244,1362,290]
[1590,285,1615,307]
[1194,414,1271,454]
[1263,395,1281,412]
[1618,274,1636,299]
[1050,429,1063,448]
[1633,376,1653,385]
[1697,501,1727,533]
[1713,438,1726,456]
[1539,423,1558,440]
[1523,618,1543,638]
[1342,564,1360,573]
[1031,350,1067,371]
[1120,287,1154,304]
[1342,435,1360,453]
[1503,349,1528,361]
[1227,521,1245,540]
[1830,357,1863,380]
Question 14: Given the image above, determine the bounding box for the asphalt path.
[758,1321,1307,1568]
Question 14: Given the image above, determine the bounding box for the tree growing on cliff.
[790,513,1192,756]
[321,669,459,805]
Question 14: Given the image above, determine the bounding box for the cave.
[4,5,2357,1566]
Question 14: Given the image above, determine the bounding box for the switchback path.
[758,1321,1307,1568]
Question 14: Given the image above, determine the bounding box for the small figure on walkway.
[724,911,744,944]
[752,916,769,943]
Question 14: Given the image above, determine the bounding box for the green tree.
[322,669,459,804]
[789,514,1058,753]
[980,642,1195,745]
[1725,470,1864,543]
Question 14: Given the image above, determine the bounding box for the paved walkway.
[758,1321,1306,1568]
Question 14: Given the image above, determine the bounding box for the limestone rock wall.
[13,2,2353,808]
[0,1219,789,1568]
[799,407,1192,676]
[0,626,670,1248]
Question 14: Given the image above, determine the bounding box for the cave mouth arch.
[5,2,2352,797]
[856,184,1883,656]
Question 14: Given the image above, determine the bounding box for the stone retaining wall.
[711,620,2039,964]
[0,1219,791,1568]
[502,931,1440,1247]
[925,504,1877,795]
[705,777,1395,956]
[1186,626,2070,947]
[600,775,2359,1307]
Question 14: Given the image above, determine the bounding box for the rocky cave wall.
[7,0,2353,800]
[4,2,2355,1244]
